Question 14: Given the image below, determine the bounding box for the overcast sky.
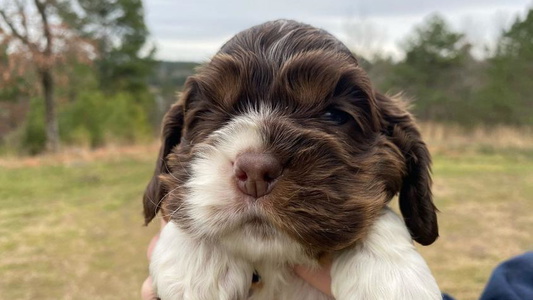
[144,0,532,62]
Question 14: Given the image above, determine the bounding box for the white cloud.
[144,0,532,61]
[153,37,232,62]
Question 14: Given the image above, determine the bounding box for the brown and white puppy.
[143,20,440,300]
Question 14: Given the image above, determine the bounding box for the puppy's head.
[143,20,438,252]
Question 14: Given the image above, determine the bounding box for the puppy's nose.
[233,152,282,198]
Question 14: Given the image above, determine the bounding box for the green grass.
[0,150,532,299]
[0,156,160,299]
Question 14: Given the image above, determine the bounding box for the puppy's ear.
[377,93,438,245]
[143,100,185,225]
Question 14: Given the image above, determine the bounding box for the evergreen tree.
[57,0,155,94]
[385,15,474,122]
[481,9,533,125]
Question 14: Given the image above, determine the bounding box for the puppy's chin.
[220,219,309,263]
[186,184,308,262]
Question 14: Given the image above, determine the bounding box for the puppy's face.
[144,20,438,254]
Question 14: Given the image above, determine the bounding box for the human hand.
[141,219,166,300]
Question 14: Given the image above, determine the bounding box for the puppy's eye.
[322,108,351,125]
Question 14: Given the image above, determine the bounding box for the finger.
[144,219,167,299]
[147,219,167,260]
[147,234,160,260]
[294,255,333,297]
[141,276,157,300]
[160,218,167,228]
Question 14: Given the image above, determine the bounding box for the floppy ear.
[376,93,438,245]
[143,101,185,225]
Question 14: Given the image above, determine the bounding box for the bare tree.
[0,0,59,152]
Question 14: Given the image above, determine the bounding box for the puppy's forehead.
[193,20,360,110]
[219,20,354,64]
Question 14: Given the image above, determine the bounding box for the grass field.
[0,146,161,299]
[0,141,532,299]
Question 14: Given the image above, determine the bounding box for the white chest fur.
[150,208,440,300]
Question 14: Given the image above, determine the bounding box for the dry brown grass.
[420,122,533,154]
[0,143,159,169]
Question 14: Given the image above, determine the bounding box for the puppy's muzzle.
[233,152,283,198]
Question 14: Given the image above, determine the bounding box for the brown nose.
[233,152,283,198]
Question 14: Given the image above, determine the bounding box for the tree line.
[1,2,532,155]
[364,10,533,127]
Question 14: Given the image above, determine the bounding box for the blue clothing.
[480,252,533,300]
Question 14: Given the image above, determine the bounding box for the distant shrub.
[60,91,154,148]
[100,92,153,144]
[21,98,46,155]
[14,91,155,155]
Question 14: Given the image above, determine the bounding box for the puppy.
[143,20,441,300]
